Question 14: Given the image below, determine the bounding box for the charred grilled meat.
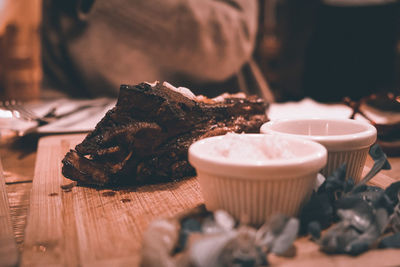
[62,82,269,186]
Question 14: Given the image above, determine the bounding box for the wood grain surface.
[21,134,203,266]
[20,134,400,267]
[0,159,19,267]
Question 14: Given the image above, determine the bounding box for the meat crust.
[61,82,269,186]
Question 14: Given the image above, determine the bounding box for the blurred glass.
[0,0,42,101]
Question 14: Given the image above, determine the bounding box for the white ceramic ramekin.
[260,118,377,182]
[188,134,327,226]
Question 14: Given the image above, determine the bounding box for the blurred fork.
[0,99,103,126]
[0,100,53,125]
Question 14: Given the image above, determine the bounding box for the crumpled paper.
[268,98,400,124]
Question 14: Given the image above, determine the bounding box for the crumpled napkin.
[268,98,400,124]
[269,98,353,120]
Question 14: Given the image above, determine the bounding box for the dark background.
[255,0,400,102]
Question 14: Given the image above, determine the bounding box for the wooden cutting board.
[0,159,19,267]
[21,134,400,267]
[21,134,203,266]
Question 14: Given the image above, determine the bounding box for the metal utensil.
[0,98,113,136]
[0,100,100,126]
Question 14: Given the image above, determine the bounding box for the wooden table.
[0,133,399,266]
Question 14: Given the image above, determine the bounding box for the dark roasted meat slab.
[62,82,269,186]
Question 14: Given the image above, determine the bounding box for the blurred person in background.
[41,0,274,101]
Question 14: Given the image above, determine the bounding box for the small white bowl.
[260,118,377,182]
[188,134,327,225]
